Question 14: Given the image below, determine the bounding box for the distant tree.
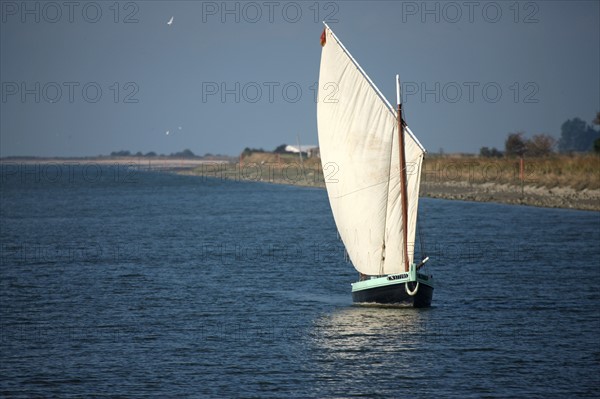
[558,117,600,153]
[525,134,556,157]
[135,151,143,157]
[145,151,157,157]
[171,149,196,158]
[593,111,600,155]
[110,150,131,157]
[241,147,265,157]
[505,132,527,157]
[274,144,288,153]
[479,147,503,158]
[181,149,195,158]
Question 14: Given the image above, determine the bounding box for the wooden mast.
[396,75,410,273]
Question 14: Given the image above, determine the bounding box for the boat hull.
[351,277,433,307]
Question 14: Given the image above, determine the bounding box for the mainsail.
[317,25,425,276]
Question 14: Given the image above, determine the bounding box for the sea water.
[1,165,598,397]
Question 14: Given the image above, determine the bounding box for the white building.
[284,145,320,158]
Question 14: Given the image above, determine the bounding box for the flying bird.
[167,16,174,25]
[165,130,170,135]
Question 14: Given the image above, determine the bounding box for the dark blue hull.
[352,281,433,307]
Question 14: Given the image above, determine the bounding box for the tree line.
[109,149,226,158]
[481,112,600,157]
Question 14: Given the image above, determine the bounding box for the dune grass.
[193,152,599,191]
[422,154,600,190]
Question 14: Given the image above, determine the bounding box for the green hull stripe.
[351,273,434,292]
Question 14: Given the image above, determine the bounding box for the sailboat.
[317,24,434,307]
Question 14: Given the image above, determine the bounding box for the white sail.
[317,26,425,276]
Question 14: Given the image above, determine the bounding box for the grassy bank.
[192,152,599,190]
[422,154,599,190]
[188,152,599,211]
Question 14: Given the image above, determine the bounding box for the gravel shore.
[420,181,600,211]
[182,163,599,211]
[3,158,596,211]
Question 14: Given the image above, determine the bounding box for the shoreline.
[0,157,228,169]
[420,180,600,211]
[1,157,598,211]
[180,163,600,212]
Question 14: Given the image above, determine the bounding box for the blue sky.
[1,0,598,157]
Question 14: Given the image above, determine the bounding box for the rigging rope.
[417,155,427,264]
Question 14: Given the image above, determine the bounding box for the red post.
[520,156,525,198]
[519,157,524,181]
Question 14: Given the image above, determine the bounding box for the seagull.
[167,16,174,25]
[165,130,170,135]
